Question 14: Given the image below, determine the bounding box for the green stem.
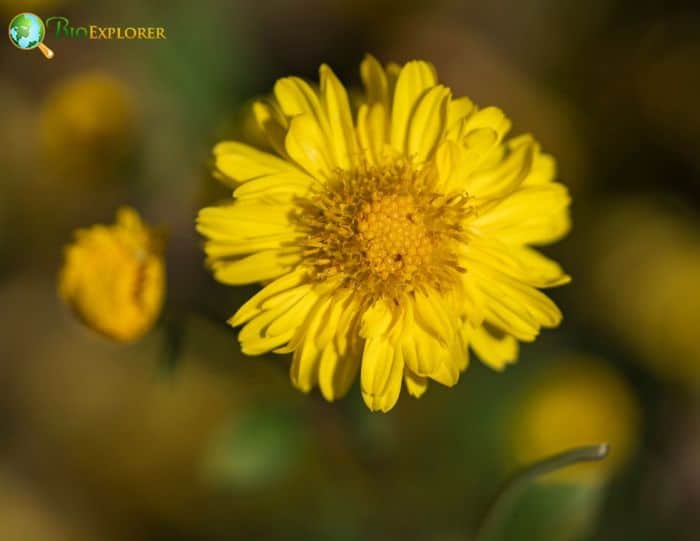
[473,443,610,541]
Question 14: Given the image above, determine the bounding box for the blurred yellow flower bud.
[512,356,641,484]
[40,72,137,181]
[58,207,165,342]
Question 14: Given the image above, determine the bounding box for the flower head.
[59,207,165,342]
[198,56,571,411]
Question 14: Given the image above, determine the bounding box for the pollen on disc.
[298,159,472,303]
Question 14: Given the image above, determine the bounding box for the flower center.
[357,193,431,282]
[299,159,472,304]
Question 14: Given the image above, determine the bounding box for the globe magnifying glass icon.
[8,13,54,59]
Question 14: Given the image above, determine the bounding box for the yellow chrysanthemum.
[197,56,571,412]
[59,207,165,343]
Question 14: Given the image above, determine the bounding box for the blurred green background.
[2,0,700,540]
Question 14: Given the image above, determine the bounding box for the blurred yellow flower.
[40,72,137,180]
[198,56,571,412]
[585,200,700,389]
[513,357,640,483]
[59,207,165,343]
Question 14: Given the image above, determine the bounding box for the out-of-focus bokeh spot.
[512,355,640,484]
[39,71,138,183]
[582,199,700,389]
[203,401,310,490]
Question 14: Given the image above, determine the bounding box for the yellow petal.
[360,54,389,106]
[466,268,541,341]
[274,76,327,128]
[360,298,397,339]
[230,268,307,326]
[357,103,387,164]
[334,294,363,360]
[390,60,437,152]
[399,302,440,377]
[211,249,300,285]
[471,183,571,246]
[404,368,429,398]
[509,210,571,247]
[461,106,511,141]
[435,139,477,192]
[233,172,315,200]
[490,270,563,328]
[290,343,321,393]
[466,136,535,200]
[285,114,335,180]
[436,131,506,192]
[290,293,332,392]
[238,288,304,342]
[413,329,446,378]
[319,64,357,170]
[462,236,570,289]
[318,342,360,401]
[412,290,453,345]
[238,292,305,355]
[361,336,403,412]
[385,62,401,91]
[524,150,556,186]
[446,96,475,135]
[252,99,289,157]
[470,324,519,371]
[509,246,571,287]
[197,202,293,241]
[504,135,557,187]
[265,287,320,337]
[261,281,314,311]
[214,141,298,186]
[198,201,301,263]
[469,265,563,338]
[314,289,351,350]
[203,233,300,258]
[428,351,461,387]
[460,273,486,327]
[241,330,296,356]
[400,335,421,376]
[407,85,450,163]
[455,327,470,372]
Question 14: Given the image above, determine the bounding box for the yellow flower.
[197,56,571,411]
[513,356,640,483]
[59,207,165,343]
